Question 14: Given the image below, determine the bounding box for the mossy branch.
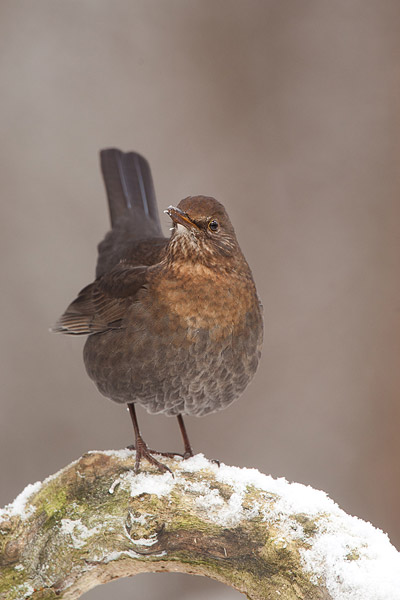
[0,451,398,600]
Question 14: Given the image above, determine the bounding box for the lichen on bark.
[0,449,385,600]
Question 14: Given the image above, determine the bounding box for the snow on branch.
[0,451,399,600]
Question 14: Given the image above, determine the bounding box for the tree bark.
[0,451,397,599]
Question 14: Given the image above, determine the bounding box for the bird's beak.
[165,206,199,230]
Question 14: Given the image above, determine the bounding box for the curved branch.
[0,451,399,599]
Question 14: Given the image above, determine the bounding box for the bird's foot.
[132,437,173,475]
[127,445,192,460]
[149,448,194,461]
[148,450,183,459]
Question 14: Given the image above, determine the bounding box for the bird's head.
[165,196,241,267]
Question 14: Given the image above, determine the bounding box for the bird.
[53,148,263,473]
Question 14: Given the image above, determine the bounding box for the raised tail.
[96,149,166,277]
[100,148,163,237]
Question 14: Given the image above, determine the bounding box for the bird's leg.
[127,403,172,474]
[177,414,194,459]
[146,414,194,460]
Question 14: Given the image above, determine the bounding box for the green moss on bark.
[0,452,332,600]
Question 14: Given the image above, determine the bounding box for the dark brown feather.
[53,263,149,334]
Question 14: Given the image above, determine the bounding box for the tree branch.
[0,451,399,599]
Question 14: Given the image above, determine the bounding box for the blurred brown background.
[1,1,400,598]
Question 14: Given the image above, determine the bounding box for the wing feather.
[52,263,148,335]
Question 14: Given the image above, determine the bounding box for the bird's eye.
[208,219,219,232]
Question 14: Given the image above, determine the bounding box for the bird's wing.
[52,263,148,335]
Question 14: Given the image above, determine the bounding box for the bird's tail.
[100,148,163,237]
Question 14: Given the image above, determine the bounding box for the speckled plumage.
[54,148,263,467]
[83,250,262,417]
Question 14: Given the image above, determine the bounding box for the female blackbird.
[54,149,263,472]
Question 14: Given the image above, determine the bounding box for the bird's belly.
[83,316,261,417]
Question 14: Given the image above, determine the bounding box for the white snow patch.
[177,454,272,527]
[177,454,400,600]
[0,481,41,522]
[129,469,175,497]
[108,468,174,498]
[301,511,400,600]
[91,448,136,461]
[0,458,84,524]
[102,447,175,498]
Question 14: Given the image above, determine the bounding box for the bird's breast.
[146,263,260,343]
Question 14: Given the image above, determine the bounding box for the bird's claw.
[133,437,173,475]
